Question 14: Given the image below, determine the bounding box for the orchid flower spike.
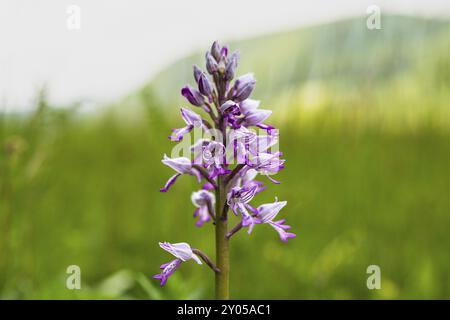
[156,41,294,294]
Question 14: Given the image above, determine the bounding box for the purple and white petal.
[160,173,182,192]
[159,242,202,264]
[161,154,193,174]
[268,220,296,242]
[244,109,272,126]
[181,107,203,126]
[239,99,260,114]
[257,200,288,223]
[220,100,240,115]
[153,258,182,287]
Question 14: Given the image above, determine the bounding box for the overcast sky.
[1,0,449,111]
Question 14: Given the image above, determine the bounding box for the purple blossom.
[169,107,205,142]
[153,242,202,286]
[227,185,260,233]
[191,139,230,178]
[220,100,242,129]
[238,99,260,114]
[153,259,182,287]
[247,133,279,156]
[229,127,257,163]
[240,169,266,194]
[160,155,202,192]
[191,190,215,227]
[257,200,295,241]
[159,242,202,263]
[247,152,285,184]
[239,99,273,128]
[227,168,266,199]
[220,100,240,115]
[202,141,231,178]
[156,41,295,294]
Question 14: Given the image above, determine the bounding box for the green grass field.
[1,99,449,299]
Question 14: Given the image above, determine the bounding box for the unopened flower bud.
[232,73,256,102]
[211,41,221,61]
[220,46,228,59]
[181,85,204,106]
[193,65,202,84]
[198,72,213,97]
[205,52,218,74]
[225,51,239,81]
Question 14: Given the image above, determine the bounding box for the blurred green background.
[1,16,450,299]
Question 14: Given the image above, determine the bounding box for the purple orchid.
[160,155,202,192]
[239,99,273,128]
[247,151,285,184]
[169,107,206,142]
[191,190,215,227]
[228,127,257,164]
[191,139,231,178]
[155,41,295,299]
[234,168,266,194]
[153,242,202,286]
[227,185,260,233]
[256,200,296,242]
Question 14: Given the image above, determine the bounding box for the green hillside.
[138,15,449,127]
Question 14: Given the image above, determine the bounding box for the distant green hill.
[133,16,450,127]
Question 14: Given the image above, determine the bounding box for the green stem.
[215,176,229,299]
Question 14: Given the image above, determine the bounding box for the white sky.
[1,0,449,111]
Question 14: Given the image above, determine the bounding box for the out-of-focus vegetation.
[0,16,449,299]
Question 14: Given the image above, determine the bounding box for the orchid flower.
[191,139,231,178]
[227,185,260,233]
[153,242,202,286]
[256,200,296,242]
[169,107,207,142]
[247,151,285,184]
[239,99,273,129]
[160,155,202,192]
[191,190,215,227]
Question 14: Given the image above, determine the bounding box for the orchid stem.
[215,176,229,299]
[192,249,221,273]
[226,221,243,239]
